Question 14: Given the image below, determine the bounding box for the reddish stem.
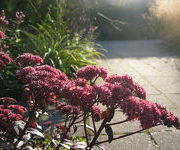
[91,113,97,134]
[83,112,89,147]
[88,118,108,149]
[55,115,77,150]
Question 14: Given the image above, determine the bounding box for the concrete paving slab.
[95,133,156,150]
[124,57,180,77]
[147,94,177,110]
[165,94,180,110]
[104,58,140,77]
[151,131,180,150]
[146,76,180,94]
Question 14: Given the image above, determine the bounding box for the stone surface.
[165,94,180,110]
[147,94,177,110]
[151,131,180,150]
[95,133,156,150]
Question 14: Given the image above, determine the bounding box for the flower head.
[0,31,6,39]
[133,82,146,99]
[73,78,87,87]
[0,52,12,68]
[0,97,17,104]
[155,104,179,129]
[91,105,103,121]
[77,65,108,81]
[119,96,180,129]
[17,65,69,107]
[16,66,36,82]
[35,65,68,81]
[55,123,66,133]
[15,53,43,66]
[105,74,146,99]
[93,82,131,106]
[93,84,112,105]
[105,74,133,85]
[0,99,26,135]
[66,85,96,111]
[8,105,27,114]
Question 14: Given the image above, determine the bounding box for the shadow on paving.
[98,40,180,58]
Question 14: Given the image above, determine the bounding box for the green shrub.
[21,13,101,75]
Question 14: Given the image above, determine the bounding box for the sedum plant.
[0,50,179,150]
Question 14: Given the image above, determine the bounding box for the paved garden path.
[95,40,180,150]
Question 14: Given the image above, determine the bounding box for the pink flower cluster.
[94,82,131,106]
[0,97,17,103]
[15,53,44,66]
[56,102,80,115]
[93,74,146,107]
[16,64,179,130]
[8,105,27,114]
[119,96,179,129]
[63,85,96,111]
[0,52,12,69]
[0,30,6,39]
[55,123,66,134]
[0,97,26,134]
[17,65,68,106]
[91,105,103,121]
[77,65,108,81]
[105,74,146,99]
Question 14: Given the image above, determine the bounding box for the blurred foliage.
[145,0,180,50]
[89,0,157,40]
[0,64,23,100]
[0,0,102,76]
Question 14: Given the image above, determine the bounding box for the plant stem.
[92,76,98,85]
[83,112,89,147]
[88,118,108,149]
[74,119,84,124]
[76,113,84,120]
[64,115,68,128]
[74,114,91,124]
[55,115,77,150]
[107,119,128,126]
[91,113,97,134]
